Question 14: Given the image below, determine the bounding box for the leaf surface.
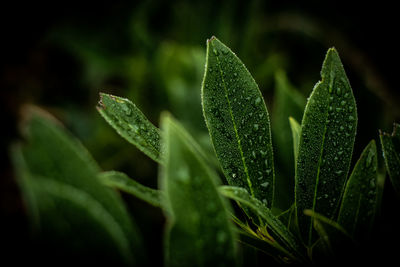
[295,48,357,246]
[202,36,275,207]
[337,140,379,240]
[97,93,162,163]
[380,123,400,196]
[160,114,237,267]
[13,106,142,264]
[99,171,164,208]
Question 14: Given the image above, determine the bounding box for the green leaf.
[380,123,400,196]
[272,70,306,210]
[201,36,275,208]
[289,117,301,168]
[99,171,164,208]
[295,48,357,246]
[337,140,379,241]
[219,185,306,263]
[97,93,162,164]
[160,114,237,267]
[14,106,142,265]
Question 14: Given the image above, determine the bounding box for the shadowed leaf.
[337,140,379,241]
[160,114,237,267]
[13,106,142,265]
[380,123,400,196]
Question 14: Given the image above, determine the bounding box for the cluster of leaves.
[12,37,400,265]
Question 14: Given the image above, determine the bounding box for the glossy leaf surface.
[202,36,275,207]
[295,48,357,246]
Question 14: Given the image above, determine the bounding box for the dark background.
[1,0,399,265]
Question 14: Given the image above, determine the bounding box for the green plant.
[12,37,399,265]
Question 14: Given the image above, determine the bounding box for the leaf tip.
[207,35,217,43]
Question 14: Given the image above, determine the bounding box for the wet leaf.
[97,93,162,164]
[13,106,142,265]
[380,123,400,196]
[160,114,237,267]
[295,48,357,246]
[99,171,164,208]
[202,36,275,208]
[337,140,379,241]
[219,185,306,263]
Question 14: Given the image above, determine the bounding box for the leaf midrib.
[211,42,255,197]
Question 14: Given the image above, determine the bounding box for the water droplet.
[254,124,259,130]
[255,97,261,105]
[261,181,269,188]
[232,173,236,178]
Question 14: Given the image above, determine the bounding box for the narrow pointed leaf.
[201,36,275,208]
[97,93,162,163]
[295,48,357,246]
[219,185,306,263]
[160,114,237,267]
[337,140,379,240]
[99,171,164,208]
[380,123,400,196]
[289,117,301,167]
[14,106,142,265]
